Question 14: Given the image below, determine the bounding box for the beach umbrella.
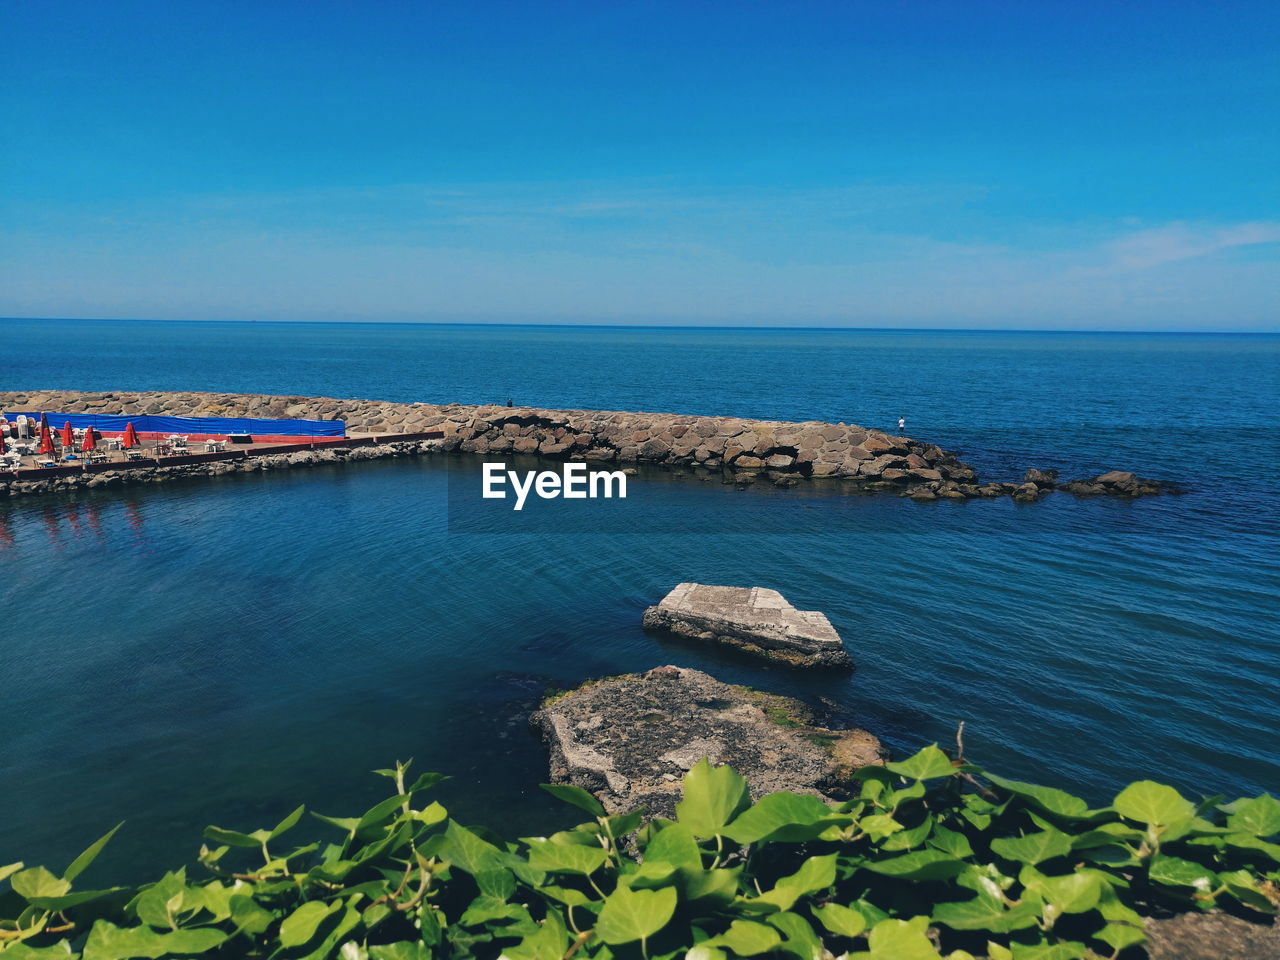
[61,421,75,449]
[38,422,54,456]
[82,425,97,451]
[123,422,140,449]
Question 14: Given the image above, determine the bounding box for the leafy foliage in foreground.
[3,749,1279,960]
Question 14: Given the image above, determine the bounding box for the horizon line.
[1,315,1276,336]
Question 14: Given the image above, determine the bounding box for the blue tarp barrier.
[3,412,345,437]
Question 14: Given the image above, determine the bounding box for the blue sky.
[1,0,1276,330]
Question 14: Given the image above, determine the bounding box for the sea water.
[1,319,1276,878]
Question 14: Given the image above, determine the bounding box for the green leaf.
[501,908,569,960]
[766,911,824,960]
[1097,922,1146,952]
[3,943,80,959]
[408,771,449,793]
[812,903,866,938]
[990,829,1073,866]
[1148,854,1217,889]
[540,783,607,817]
[82,921,227,960]
[11,867,71,900]
[861,918,944,959]
[933,892,1041,934]
[885,744,957,781]
[279,900,339,948]
[779,852,837,894]
[1113,781,1194,825]
[984,774,1090,818]
[862,849,965,881]
[859,814,903,841]
[297,901,360,960]
[1226,794,1280,837]
[311,812,360,834]
[202,825,260,848]
[460,894,530,926]
[1023,870,1103,914]
[1218,869,1279,914]
[356,794,408,832]
[1009,942,1088,960]
[476,867,517,899]
[643,822,703,868]
[438,820,510,875]
[64,823,123,882]
[928,825,974,858]
[744,854,837,911]
[27,887,121,910]
[707,919,782,955]
[595,884,678,945]
[676,759,750,838]
[269,805,306,840]
[229,894,274,936]
[679,866,740,907]
[369,944,433,960]
[1223,832,1280,860]
[605,810,645,838]
[724,792,832,844]
[134,871,187,928]
[880,816,934,851]
[525,839,609,875]
[0,861,23,885]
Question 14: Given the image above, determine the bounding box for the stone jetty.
[1,389,1177,501]
[642,583,853,669]
[532,666,885,819]
[0,440,441,498]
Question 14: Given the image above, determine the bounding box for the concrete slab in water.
[642,582,853,669]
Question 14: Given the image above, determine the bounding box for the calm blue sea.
[1,318,1277,880]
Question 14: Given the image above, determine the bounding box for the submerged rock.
[1023,468,1059,488]
[642,583,853,669]
[532,666,884,818]
[1060,470,1178,498]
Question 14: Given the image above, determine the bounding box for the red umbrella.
[61,421,74,449]
[38,422,55,456]
[122,422,140,449]
[82,425,97,452]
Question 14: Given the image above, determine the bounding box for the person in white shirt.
[897,416,906,434]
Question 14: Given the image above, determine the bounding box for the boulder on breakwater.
[532,666,884,819]
[642,583,853,669]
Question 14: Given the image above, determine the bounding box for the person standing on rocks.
[898,416,906,434]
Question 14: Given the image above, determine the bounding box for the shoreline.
[1,389,1174,501]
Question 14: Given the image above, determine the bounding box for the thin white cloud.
[1101,221,1280,273]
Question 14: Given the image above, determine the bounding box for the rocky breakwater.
[0,389,979,493]
[532,666,884,819]
[1,390,1179,500]
[643,583,853,669]
[1,441,440,499]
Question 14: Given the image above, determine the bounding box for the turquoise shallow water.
[1,319,1277,879]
